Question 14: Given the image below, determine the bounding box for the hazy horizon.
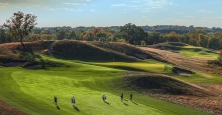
[0,0,221,28]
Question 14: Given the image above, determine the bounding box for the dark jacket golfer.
[102,94,106,101]
[71,96,75,105]
[130,94,133,101]
[120,92,123,102]
[54,96,57,105]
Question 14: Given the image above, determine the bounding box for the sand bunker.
[5,62,25,67]
[134,53,148,59]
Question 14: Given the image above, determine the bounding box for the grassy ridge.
[0,56,209,115]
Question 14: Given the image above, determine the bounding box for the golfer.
[54,96,57,105]
[102,94,106,101]
[71,96,75,105]
[120,92,123,102]
[130,94,133,101]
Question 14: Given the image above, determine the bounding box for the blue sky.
[0,0,221,27]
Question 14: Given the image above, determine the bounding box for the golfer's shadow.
[56,105,60,110]
[73,105,80,112]
[132,101,138,105]
[122,102,128,106]
[104,101,110,105]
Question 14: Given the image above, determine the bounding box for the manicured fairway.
[179,46,218,59]
[0,57,209,115]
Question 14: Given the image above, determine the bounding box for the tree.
[208,37,221,49]
[198,34,208,47]
[147,32,164,45]
[165,31,179,42]
[57,30,66,40]
[118,23,147,45]
[2,11,37,49]
[0,29,6,43]
[218,50,222,64]
[68,31,76,40]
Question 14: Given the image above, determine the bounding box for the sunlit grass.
[0,56,209,115]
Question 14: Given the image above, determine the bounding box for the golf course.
[0,40,222,115]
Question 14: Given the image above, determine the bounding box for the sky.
[0,0,222,27]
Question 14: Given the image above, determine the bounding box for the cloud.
[185,16,194,18]
[142,8,149,12]
[64,3,80,5]
[111,4,126,7]
[144,0,175,9]
[132,0,141,2]
[90,9,95,12]
[0,2,9,7]
[33,5,40,7]
[145,0,168,8]
[128,5,142,8]
[166,18,190,22]
[42,5,83,11]
[197,10,214,13]
[59,8,75,11]
[43,6,56,11]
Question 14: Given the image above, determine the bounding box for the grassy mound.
[0,46,43,69]
[124,72,212,96]
[52,40,139,61]
[0,41,53,52]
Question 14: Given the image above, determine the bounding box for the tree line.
[1,23,222,50]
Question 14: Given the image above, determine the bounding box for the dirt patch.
[0,100,27,115]
[172,67,193,76]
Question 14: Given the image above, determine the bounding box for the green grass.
[179,46,218,59]
[0,56,209,115]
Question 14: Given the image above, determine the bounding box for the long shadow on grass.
[123,102,128,106]
[132,101,138,105]
[73,105,80,112]
[56,105,60,110]
[104,101,110,105]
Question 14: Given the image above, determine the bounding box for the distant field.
[0,56,208,115]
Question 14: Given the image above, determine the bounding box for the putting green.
[0,57,209,115]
